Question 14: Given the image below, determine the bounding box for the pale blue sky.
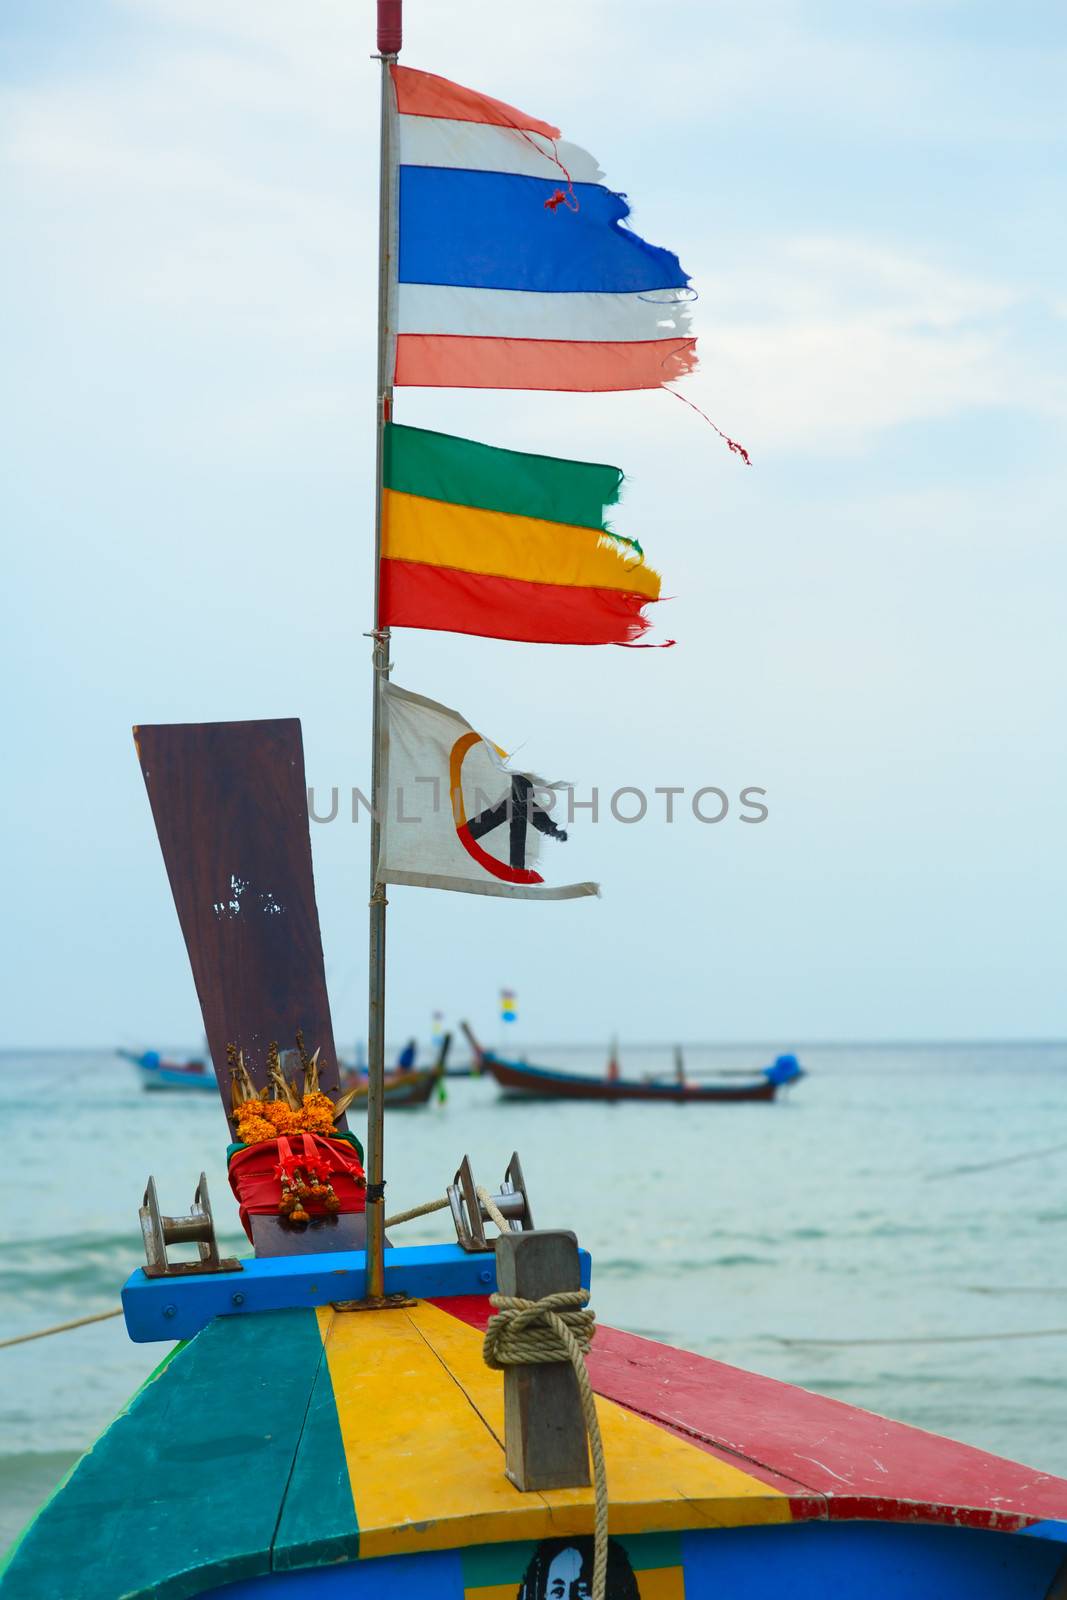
[2,0,1064,1048]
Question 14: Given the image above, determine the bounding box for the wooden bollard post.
[494,1230,590,1491]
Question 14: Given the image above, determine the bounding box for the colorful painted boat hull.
[5,1273,1067,1600]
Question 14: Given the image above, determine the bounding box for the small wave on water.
[963,1283,1067,1296]
[0,1232,140,1294]
[0,1231,139,1258]
[0,1228,244,1302]
[698,1253,778,1269]
[597,1252,778,1277]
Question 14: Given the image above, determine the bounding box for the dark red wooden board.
[134,719,343,1137]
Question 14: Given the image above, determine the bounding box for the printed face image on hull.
[517,1537,640,1600]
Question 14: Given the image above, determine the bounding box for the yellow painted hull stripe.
[382,490,661,600]
[317,1301,791,1562]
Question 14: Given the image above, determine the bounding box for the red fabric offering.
[228,1133,367,1243]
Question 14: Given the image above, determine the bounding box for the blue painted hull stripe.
[196,1522,1067,1599]
[1020,1519,1067,1542]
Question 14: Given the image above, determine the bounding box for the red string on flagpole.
[501,116,580,212]
[666,387,752,465]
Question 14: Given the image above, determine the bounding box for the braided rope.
[382,1195,449,1228]
[384,1186,509,1234]
[483,1289,608,1600]
[475,1184,511,1236]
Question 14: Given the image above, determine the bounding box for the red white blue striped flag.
[390,66,697,393]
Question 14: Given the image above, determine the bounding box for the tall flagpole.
[366,0,402,1302]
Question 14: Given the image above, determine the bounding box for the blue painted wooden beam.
[121,1242,593,1342]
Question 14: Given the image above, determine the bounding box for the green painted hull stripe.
[273,1316,359,1570]
[0,1309,353,1600]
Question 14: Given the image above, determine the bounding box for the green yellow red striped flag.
[379,424,664,645]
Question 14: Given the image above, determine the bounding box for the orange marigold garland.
[235,1114,276,1144]
[229,1038,355,1144]
[302,1090,336,1136]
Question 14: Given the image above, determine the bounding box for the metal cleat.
[139,1173,242,1279]
[448,1152,534,1252]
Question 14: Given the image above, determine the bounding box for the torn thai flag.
[389,66,697,393]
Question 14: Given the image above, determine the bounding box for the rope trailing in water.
[926,1139,1067,1180]
[483,1288,607,1600]
[774,1327,1067,1347]
[0,1307,123,1350]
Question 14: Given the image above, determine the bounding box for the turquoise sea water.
[2,1042,1066,1552]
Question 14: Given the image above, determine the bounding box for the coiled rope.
[483,1287,607,1600]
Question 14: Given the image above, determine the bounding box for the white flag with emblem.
[376,684,599,901]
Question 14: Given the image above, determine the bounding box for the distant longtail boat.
[463,1024,804,1103]
[117,1047,215,1092]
